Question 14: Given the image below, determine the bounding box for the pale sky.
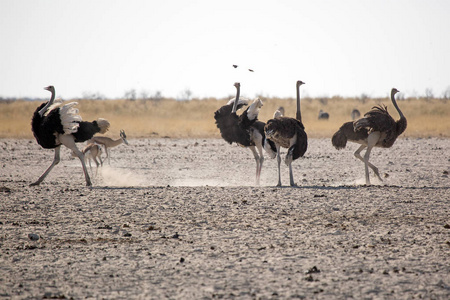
[1,0,449,100]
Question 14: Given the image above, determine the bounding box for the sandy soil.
[0,137,449,299]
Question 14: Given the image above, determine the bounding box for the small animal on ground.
[89,130,129,164]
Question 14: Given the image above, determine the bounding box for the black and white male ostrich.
[214,82,276,185]
[31,86,110,186]
[264,80,308,187]
[331,88,407,185]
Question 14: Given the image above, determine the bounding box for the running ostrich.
[331,88,407,185]
[214,82,276,185]
[89,130,129,164]
[31,86,110,186]
[264,80,308,187]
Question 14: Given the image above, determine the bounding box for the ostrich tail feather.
[331,127,347,150]
[246,98,263,121]
[226,97,250,107]
[59,102,82,134]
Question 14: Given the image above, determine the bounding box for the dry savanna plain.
[0,96,449,299]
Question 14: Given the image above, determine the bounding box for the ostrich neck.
[391,92,407,135]
[391,92,405,119]
[38,90,56,116]
[231,87,240,114]
[296,85,302,122]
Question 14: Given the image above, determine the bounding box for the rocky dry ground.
[0,137,449,299]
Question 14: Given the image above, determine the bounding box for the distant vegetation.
[0,96,449,139]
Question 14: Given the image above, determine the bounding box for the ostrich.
[89,130,129,164]
[214,82,276,185]
[318,109,330,120]
[264,80,308,187]
[331,88,407,185]
[31,86,110,186]
[351,109,361,120]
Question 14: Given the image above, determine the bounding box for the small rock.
[123,232,132,237]
[304,275,314,281]
[306,266,320,274]
[444,224,450,229]
[0,186,11,193]
[28,233,40,241]
[180,257,185,263]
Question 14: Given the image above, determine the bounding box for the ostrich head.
[296,80,305,88]
[44,86,55,93]
[391,88,400,96]
[38,85,56,116]
[234,82,240,89]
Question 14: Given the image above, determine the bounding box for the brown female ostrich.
[214,82,276,185]
[332,88,407,185]
[31,86,110,186]
[264,80,308,187]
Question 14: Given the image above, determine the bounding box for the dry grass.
[1,96,449,139]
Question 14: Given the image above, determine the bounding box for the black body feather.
[73,121,103,143]
[331,121,369,150]
[214,102,253,147]
[31,103,64,149]
[265,117,307,160]
[32,103,106,148]
[353,104,407,148]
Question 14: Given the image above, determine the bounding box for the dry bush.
[1,97,449,139]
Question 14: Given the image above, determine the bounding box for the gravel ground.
[0,137,449,299]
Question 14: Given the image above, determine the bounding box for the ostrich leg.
[288,162,296,187]
[287,138,298,187]
[255,143,265,185]
[250,146,261,185]
[354,144,382,182]
[362,132,381,185]
[276,144,282,186]
[60,135,92,186]
[30,146,61,186]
